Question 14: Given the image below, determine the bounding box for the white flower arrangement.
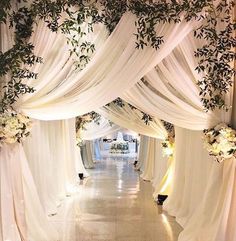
[0,110,32,146]
[161,137,175,158]
[203,123,236,163]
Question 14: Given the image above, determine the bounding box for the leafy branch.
[0,4,42,112]
[194,0,236,110]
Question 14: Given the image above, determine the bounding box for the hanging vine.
[194,0,236,110]
[0,3,42,112]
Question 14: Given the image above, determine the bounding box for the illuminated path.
[51,156,182,241]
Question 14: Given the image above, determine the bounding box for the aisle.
[51,156,182,241]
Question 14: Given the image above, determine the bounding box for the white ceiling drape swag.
[79,116,123,140]
[97,102,167,139]
[122,34,232,130]
[16,13,197,120]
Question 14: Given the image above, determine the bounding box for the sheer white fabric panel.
[163,127,236,241]
[92,139,102,161]
[178,158,236,241]
[23,121,60,215]
[80,141,95,169]
[152,140,169,199]
[0,144,58,241]
[140,137,157,181]
[163,127,213,226]
[23,118,83,214]
[80,116,122,140]
[98,103,167,139]
[122,34,231,130]
[139,137,169,198]
[16,13,196,120]
[75,146,89,177]
[136,135,150,172]
[224,171,236,241]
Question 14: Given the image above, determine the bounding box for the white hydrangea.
[203,123,236,163]
[0,110,32,146]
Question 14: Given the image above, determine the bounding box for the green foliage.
[0,0,11,24]
[162,120,175,138]
[76,111,101,131]
[130,0,235,110]
[194,0,236,110]
[129,0,211,49]
[0,3,42,112]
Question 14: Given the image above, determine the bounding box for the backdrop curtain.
[137,136,170,199]
[1,14,198,238]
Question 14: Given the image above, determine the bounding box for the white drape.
[92,139,102,161]
[1,4,234,241]
[140,137,156,181]
[80,141,94,169]
[163,127,236,241]
[79,116,122,140]
[137,136,169,199]
[122,34,231,130]
[23,118,86,214]
[16,13,197,120]
[152,140,169,199]
[0,144,58,241]
[120,30,235,241]
[98,102,167,139]
[136,135,150,172]
[1,15,197,239]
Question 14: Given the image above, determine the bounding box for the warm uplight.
[161,214,174,240]
[159,159,174,195]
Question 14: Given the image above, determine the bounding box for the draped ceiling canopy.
[7,12,201,123]
[1,2,235,241]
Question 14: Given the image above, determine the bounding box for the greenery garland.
[76,111,101,131]
[0,0,235,113]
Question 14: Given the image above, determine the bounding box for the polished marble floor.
[51,156,182,241]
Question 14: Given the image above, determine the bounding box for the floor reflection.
[50,156,182,241]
